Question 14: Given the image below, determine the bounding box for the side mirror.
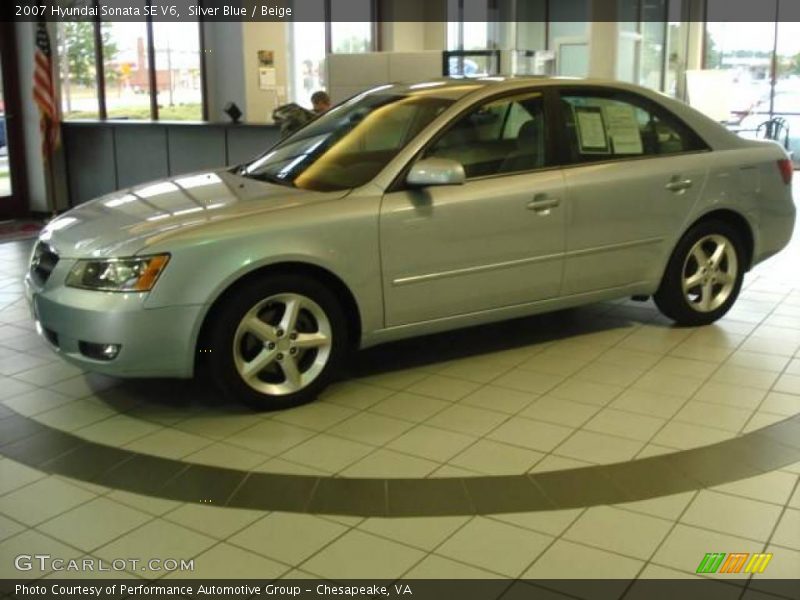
[406,157,466,187]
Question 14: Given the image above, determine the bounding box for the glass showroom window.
[702,0,798,165]
[57,22,100,119]
[290,22,327,108]
[330,0,373,53]
[446,0,490,51]
[446,0,495,76]
[548,0,590,77]
[289,0,374,108]
[665,21,688,99]
[153,22,203,121]
[704,21,776,125]
[330,22,373,53]
[773,19,800,160]
[704,0,778,125]
[640,22,666,90]
[102,20,153,119]
[56,0,204,122]
[639,0,667,91]
[616,21,641,84]
[616,22,666,92]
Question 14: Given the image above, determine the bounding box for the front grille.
[30,242,59,286]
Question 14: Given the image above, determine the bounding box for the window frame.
[551,85,711,168]
[60,11,207,122]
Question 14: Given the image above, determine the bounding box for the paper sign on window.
[574,106,610,154]
[604,104,643,154]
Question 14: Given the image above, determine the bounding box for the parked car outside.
[25,77,796,409]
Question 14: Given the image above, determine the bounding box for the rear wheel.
[654,221,745,326]
[208,275,348,410]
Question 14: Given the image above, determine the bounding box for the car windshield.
[238,92,455,192]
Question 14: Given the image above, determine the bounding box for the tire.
[653,220,746,326]
[208,274,349,410]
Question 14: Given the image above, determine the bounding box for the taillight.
[778,159,793,185]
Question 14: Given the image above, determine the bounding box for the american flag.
[33,19,60,158]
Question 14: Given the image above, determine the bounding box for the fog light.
[79,341,121,361]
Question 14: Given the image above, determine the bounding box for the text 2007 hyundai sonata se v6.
[26,77,796,410]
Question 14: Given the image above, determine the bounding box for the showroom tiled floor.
[0,204,799,585]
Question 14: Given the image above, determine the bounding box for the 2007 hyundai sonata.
[26,77,796,409]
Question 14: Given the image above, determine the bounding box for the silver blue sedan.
[26,77,796,409]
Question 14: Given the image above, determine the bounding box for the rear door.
[555,87,711,295]
[379,89,567,327]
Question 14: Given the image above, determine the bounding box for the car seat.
[500,119,544,173]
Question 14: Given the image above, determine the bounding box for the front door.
[380,90,566,327]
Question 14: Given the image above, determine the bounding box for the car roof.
[386,76,638,96]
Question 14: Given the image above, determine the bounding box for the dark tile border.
[1,411,799,517]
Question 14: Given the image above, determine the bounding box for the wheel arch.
[683,208,755,271]
[653,207,753,325]
[193,262,363,375]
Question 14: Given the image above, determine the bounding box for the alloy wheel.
[232,293,333,396]
[681,234,738,313]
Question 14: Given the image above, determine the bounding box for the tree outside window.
[58,22,117,119]
[58,17,204,121]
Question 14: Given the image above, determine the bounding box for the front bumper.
[24,269,205,379]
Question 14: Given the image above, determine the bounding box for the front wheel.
[654,221,746,326]
[208,274,348,410]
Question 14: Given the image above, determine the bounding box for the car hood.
[40,170,347,258]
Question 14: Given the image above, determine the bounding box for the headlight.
[65,254,170,292]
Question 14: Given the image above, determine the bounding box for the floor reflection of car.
[25,77,796,410]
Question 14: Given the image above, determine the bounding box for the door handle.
[665,178,693,193]
[526,195,561,213]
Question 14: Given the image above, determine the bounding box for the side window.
[424,92,547,179]
[560,92,704,164]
